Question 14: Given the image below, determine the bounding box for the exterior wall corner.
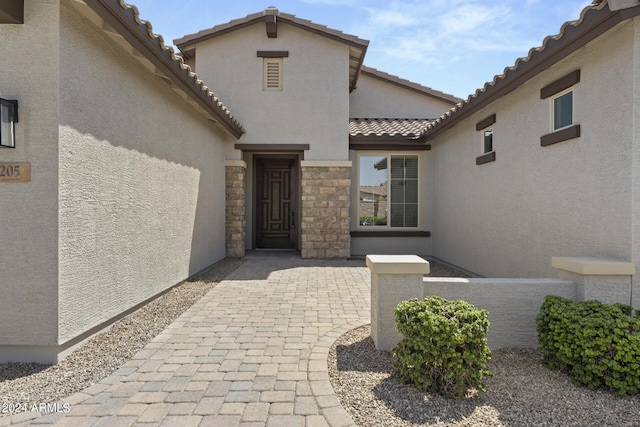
[226,163,247,258]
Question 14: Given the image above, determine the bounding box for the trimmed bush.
[392,296,492,398]
[537,295,640,396]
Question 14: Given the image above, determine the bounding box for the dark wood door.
[256,158,297,249]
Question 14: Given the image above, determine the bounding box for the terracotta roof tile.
[421,1,635,140]
[174,8,369,92]
[349,118,434,138]
[174,9,368,49]
[86,0,245,138]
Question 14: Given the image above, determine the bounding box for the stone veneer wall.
[225,163,246,258]
[301,163,351,258]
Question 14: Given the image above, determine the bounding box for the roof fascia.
[423,4,639,142]
[84,0,244,139]
[175,17,263,53]
[175,14,368,92]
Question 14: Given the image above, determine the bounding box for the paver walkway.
[15,252,371,426]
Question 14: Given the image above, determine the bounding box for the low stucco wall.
[423,278,575,349]
[368,255,577,351]
[369,255,637,352]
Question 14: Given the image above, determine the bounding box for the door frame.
[252,154,300,250]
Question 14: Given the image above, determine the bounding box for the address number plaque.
[0,162,30,183]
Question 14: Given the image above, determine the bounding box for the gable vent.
[263,58,283,91]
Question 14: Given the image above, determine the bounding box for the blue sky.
[132,0,591,99]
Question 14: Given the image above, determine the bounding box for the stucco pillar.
[552,257,636,305]
[366,255,430,351]
[300,161,351,259]
[225,161,246,258]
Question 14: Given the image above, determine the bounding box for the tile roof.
[349,118,434,139]
[360,183,388,196]
[360,66,461,105]
[174,8,369,92]
[421,0,639,141]
[83,0,245,138]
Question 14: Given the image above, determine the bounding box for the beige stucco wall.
[0,0,60,351]
[349,73,455,119]
[632,18,640,309]
[431,20,634,278]
[56,2,230,345]
[191,23,350,162]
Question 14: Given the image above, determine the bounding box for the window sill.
[350,231,431,238]
[540,124,580,147]
[476,151,496,165]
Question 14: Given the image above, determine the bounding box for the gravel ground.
[329,260,640,427]
[329,325,640,426]
[0,258,243,416]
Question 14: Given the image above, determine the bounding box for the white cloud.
[368,10,420,27]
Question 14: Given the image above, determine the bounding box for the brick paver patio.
[9,252,370,426]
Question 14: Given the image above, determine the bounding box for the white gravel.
[328,325,640,426]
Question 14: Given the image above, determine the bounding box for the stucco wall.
[56,2,231,344]
[632,17,640,309]
[431,20,634,278]
[0,0,60,348]
[349,73,455,119]
[191,23,350,161]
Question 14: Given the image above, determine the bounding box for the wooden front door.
[256,158,297,249]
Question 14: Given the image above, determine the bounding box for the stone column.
[225,161,246,258]
[366,255,430,351]
[300,161,351,259]
[552,257,636,305]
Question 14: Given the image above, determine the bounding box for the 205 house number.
[0,162,30,183]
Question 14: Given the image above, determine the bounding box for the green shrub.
[537,295,640,396]
[392,296,492,398]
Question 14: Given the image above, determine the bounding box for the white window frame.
[356,152,421,230]
[551,88,573,131]
[481,127,493,154]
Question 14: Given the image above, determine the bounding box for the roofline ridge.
[86,0,245,138]
[360,65,462,104]
[421,0,626,140]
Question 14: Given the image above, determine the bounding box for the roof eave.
[85,0,245,139]
[174,11,369,93]
[422,2,640,142]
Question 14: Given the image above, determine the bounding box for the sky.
[131,0,592,99]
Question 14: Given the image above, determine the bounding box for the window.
[263,58,282,91]
[475,114,496,164]
[0,98,17,148]
[539,70,580,146]
[358,154,418,228]
[483,128,493,153]
[553,89,573,131]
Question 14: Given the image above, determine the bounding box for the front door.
[256,157,297,249]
